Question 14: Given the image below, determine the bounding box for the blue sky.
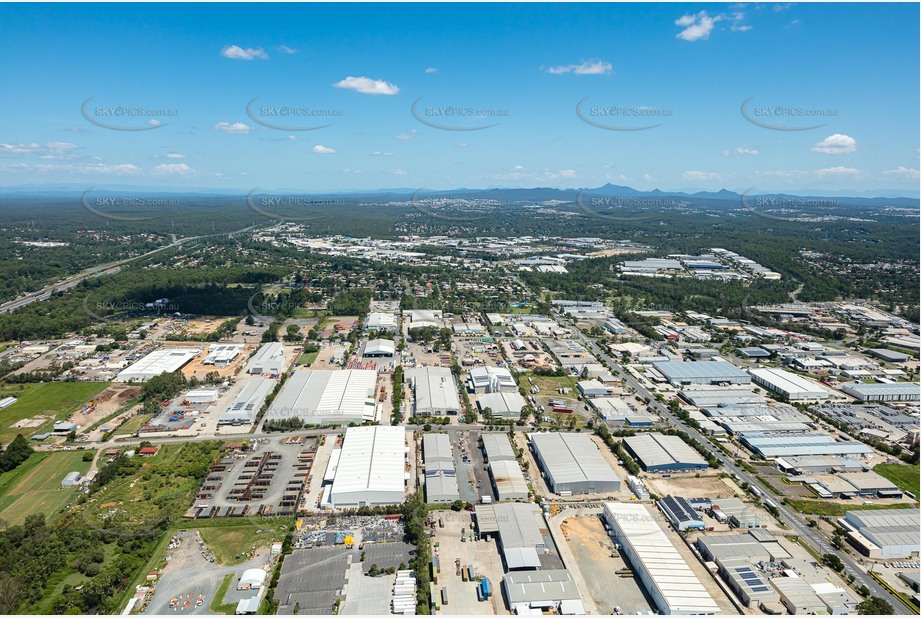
[1,2,918,194]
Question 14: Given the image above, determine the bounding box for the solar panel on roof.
[751,586,770,592]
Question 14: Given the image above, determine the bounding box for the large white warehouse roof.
[267,370,378,423]
[603,502,719,615]
[331,426,406,507]
[116,347,199,382]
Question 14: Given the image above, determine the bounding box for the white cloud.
[387,168,407,176]
[882,166,920,180]
[455,143,468,149]
[371,151,394,157]
[312,144,336,154]
[682,170,722,181]
[153,162,195,176]
[334,76,400,95]
[815,166,860,177]
[395,130,417,141]
[731,23,752,31]
[0,142,79,156]
[221,45,268,60]
[165,153,186,159]
[559,169,577,178]
[546,60,613,75]
[812,133,857,155]
[425,67,437,74]
[773,3,795,12]
[277,45,298,55]
[722,148,758,156]
[213,121,252,134]
[675,11,718,41]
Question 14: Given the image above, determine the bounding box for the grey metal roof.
[503,569,581,604]
[623,433,708,469]
[407,366,460,414]
[654,360,750,382]
[482,433,517,461]
[529,432,620,487]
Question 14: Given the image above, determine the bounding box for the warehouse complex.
[363,338,396,357]
[741,434,874,459]
[406,366,460,416]
[329,426,406,507]
[528,432,620,495]
[476,390,527,418]
[749,367,833,401]
[503,570,585,615]
[840,382,920,402]
[652,360,751,386]
[218,378,275,426]
[623,433,709,472]
[266,369,378,424]
[203,343,243,366]
[475,502,546,570]
[366,312,398,333]
[467,366,517,393]
[422,433,459,504]
[603,503,719,615]
[116,347,199,382]
[482,432,517,461]
[246,342,286,375]
[841,509,920,559]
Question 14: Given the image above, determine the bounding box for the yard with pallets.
[0,451,92,525]
[0,381,109,442]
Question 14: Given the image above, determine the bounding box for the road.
[555,312,906,611]
[0,224,261,314]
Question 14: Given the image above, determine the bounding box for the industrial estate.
[0,2,918,617]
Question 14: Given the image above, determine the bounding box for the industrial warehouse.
[839,382,921,402]
[603,503,720,615]
[406,366,460,416]
[203,343,244,366]
[476,390,527,418]
[840,509,920,559]
[741,434,874,459]
[651,360,751,386]
[528,432,620,495]
[328,426,406,507]
[623,432,709,472]
[474,502,547,570]
[218,378,275,427]
[246,341,286,375]
[422,433,459,504]
[749,367,834,401]
[266,369,379,424]
[467,366,517,393]
[116,347,200,382]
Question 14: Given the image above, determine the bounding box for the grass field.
[0,451,91,525]
[209,574,236,614]
[112,412,153,436]
[873,463,920,497]
[296,350,319,366]
[0,382,109,443]
[199,524,286,565]
[787,499,917,517]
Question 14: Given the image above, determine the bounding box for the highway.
[556,312,907,611]
[0,224,261,315]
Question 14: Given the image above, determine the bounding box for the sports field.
[0,382,109,443]
[0,451,92,525]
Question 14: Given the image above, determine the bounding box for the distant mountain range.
[0,182,917,207]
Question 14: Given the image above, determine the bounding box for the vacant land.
[644,474,738,500]
[874,463,920,497]
[199,524,287,565]
[787,499,917,517]
[0,451,91,525]
[0,382,108,442]
[112,412,153,436]
[297,350,319,366]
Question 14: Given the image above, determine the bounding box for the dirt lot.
[501,339,556,371]
[644,474,741,500]
[68,384,141,432]
[560,515,653,614]
[320,316,359,339]
[311,343,349,369]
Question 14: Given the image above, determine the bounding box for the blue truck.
[480,578,492,599]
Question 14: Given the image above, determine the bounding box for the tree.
[822,553,844,572]
[450,500,464,511]
[857,597,893,615]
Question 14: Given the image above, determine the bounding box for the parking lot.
[431,510,509,615]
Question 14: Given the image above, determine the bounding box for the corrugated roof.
[529,432,620,487]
